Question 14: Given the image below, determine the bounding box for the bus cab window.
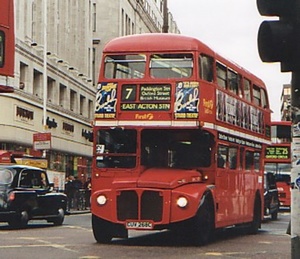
[150,53,193,78]
[199,54,213,82]
[104,54,146,79]
[96,128,137,168]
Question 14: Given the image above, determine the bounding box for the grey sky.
[168,0,291,120]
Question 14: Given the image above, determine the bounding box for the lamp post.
[43,0,47,130]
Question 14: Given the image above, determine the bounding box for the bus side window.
[254,152,261,172]
[239,147,244,169]
[199,54,213,82]
[245,150,253,170]
[229,147,238,169]
[228,69,239,95]
[216,62,227,89]
[243,78,252,102]
[217,145,227,168]
[253,85,261,106]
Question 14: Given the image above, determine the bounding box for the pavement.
[66,208,90,215]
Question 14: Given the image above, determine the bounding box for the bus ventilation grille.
[117,190,163,222]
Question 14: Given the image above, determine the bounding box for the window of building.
[88,99,93,119]
[92,3,96,32]
[47,77,55,103]
[19,62,28,90]
[33,69,42,98]
[59,83,67,108]
[80,95,86,116]
[199,54,213,82]
[70,89,77,112]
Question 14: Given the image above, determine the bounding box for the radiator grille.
[117,190,163,222]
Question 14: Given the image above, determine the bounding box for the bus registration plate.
[126,221,153,229]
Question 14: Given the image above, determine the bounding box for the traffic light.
[257,0,300,72]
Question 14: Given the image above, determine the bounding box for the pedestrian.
[84,177,91,209]
[65,176,76,210]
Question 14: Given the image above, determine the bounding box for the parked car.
[264,172,280,220]
[0,164,67,228]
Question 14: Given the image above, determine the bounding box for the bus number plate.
[126,221,153,229]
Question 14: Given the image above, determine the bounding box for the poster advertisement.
[174,81,199,119]
[95,82,117,119]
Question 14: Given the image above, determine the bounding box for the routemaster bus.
[0,0,15,93]
[91,33,271,244]
[264,121,291,208]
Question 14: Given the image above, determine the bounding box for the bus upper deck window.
[150,53,193,79]
[104,54,146,79]
[199,54,213,82]
[228,69,239,95]
[0,31,4,68]
[216,63,227,89]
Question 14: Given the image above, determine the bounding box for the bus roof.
[103,33,265,89]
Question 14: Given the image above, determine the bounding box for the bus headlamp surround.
[97,194,107,206]
[176,196,188,208]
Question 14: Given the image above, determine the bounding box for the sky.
[168,0,291,121]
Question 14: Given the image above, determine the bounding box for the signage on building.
[33,133,51,150]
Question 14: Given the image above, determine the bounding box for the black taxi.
[264,172,280,220]
[0,164,67,228]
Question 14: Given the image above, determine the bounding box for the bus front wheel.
[192,195,215,245]
[92,215,113,243]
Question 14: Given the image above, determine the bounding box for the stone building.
[0,0,179,189]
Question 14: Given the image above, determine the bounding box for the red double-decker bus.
[91,33,271,244]
[0,0,14,93]
[264,121,291,208]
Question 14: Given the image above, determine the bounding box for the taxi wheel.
[92,215,113,243]
[8,210,28,229]
[52,208,65,226]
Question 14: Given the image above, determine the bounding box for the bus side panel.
[0,0,15,77]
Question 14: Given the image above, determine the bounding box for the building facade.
[280,84,292,121]
[0,0,179,190]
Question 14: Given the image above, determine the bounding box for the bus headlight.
[97,194,107,206]
[177,196,188,208]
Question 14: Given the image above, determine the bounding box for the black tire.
[52,208,65,226]
[248,197,261,235]
[8,210,29,229]
[92,215,113,243]
[189,194,215,245]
